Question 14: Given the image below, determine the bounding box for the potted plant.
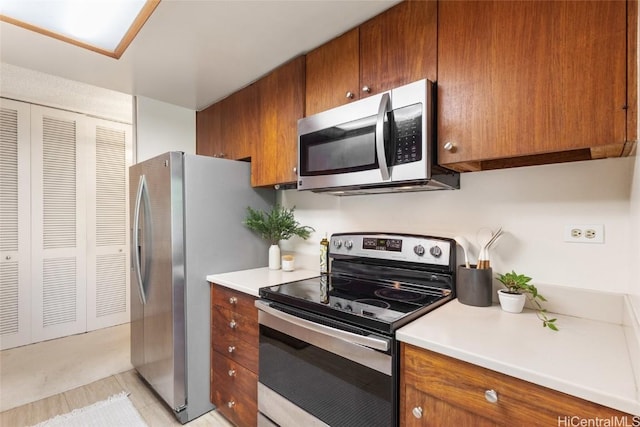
[496,270,558,331]
[243,205,314,270]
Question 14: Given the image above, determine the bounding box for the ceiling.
[0,0,401,111]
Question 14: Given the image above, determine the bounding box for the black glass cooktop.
[259,273,453,334]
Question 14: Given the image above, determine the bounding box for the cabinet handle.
[5,255,11,260]
[229,296,237,305]
[227,400,235,409]
[443,142,456,152]
[292,166,297,174]
[412,406,423,419]
[229,319,237,329]
[346,91,354,99]
[362,85,371,93]
[484,389,498,403]
[228,369,236,377]
[228,345,235,353]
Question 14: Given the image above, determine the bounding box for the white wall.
[134,96,195,162]
[281,157,635,294]
[0,62,132,123]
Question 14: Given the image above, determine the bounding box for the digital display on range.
[362,238,402,252]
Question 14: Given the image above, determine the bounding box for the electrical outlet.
[563,224,604,244]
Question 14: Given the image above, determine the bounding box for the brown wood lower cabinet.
[210,284,259,427]
[400,343,634,426]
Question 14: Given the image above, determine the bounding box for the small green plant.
[243,205,314,245]
[496,270,558,331]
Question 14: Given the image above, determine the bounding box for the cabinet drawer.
[211,284,258,319]
[212,355,258,427]
[402,343,630,425]
[212,334,258,374]
[212,305,259,346]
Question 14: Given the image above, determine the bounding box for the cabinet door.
[253,56,305,187]
[305,28,360,116]
[437,1,628,169]
[402,385,496,427]
[221,83,258,160]
[401,343,634,425]
[196,102,223,158]
[360,0,437,97]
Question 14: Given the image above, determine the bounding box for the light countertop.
[206,267,319,297]
[206,267,639,415]
[396,300,640,415]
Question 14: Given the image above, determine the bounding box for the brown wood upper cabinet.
[305,0,437,116]
[252,56,305,188]
[437,0,637,172]
[220,83,258,161]
[195,101,222,158]
[196,83,257,161]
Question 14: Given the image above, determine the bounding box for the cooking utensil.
[477,227,503,269]
[454,236,471,268]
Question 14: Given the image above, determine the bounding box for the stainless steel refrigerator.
[129,152,274,423]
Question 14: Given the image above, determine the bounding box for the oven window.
[259,325,393,427]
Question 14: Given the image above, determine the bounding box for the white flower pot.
[268,244,281,270]
[497,289,526,313]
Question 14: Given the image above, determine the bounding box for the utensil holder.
[456,265,493,307]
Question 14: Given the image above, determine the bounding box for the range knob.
[430,246,442,258]
[345,240,353,250]
[345,305,353,312]
[413,245,425,256]
[333,239,343,249]
[334,302,343,309]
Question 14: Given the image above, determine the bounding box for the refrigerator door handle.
[133,174,147,305]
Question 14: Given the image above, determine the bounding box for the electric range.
[256,232,456,427]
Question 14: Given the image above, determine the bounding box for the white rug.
[32,391,148,427]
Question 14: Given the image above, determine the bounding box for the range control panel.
[329,233,453,268]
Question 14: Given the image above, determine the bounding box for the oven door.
[256,300,396,427]
[297,79,430,192]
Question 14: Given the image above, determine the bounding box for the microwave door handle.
[375,92,392,181]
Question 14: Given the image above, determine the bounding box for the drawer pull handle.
[443,142,456,152]
[412,406,423,419]
[228,346,235,353]
[485,389,498,403]
[227,400,235,409]
[229,320,237,329]
[346,91,354,99]
[229,296,238,305]
[228,369,236,377]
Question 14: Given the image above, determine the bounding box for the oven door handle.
[256,300,390,352]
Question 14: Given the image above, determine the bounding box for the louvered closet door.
[0,99,31,350]
[86,118,132,331]
[30,106,88,342]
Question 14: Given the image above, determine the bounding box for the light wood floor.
[0,324,232,427]
[0,370,232,427]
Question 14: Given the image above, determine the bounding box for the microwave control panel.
[392,103,422,165]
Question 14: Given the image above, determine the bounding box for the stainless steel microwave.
[297,79,459,195]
